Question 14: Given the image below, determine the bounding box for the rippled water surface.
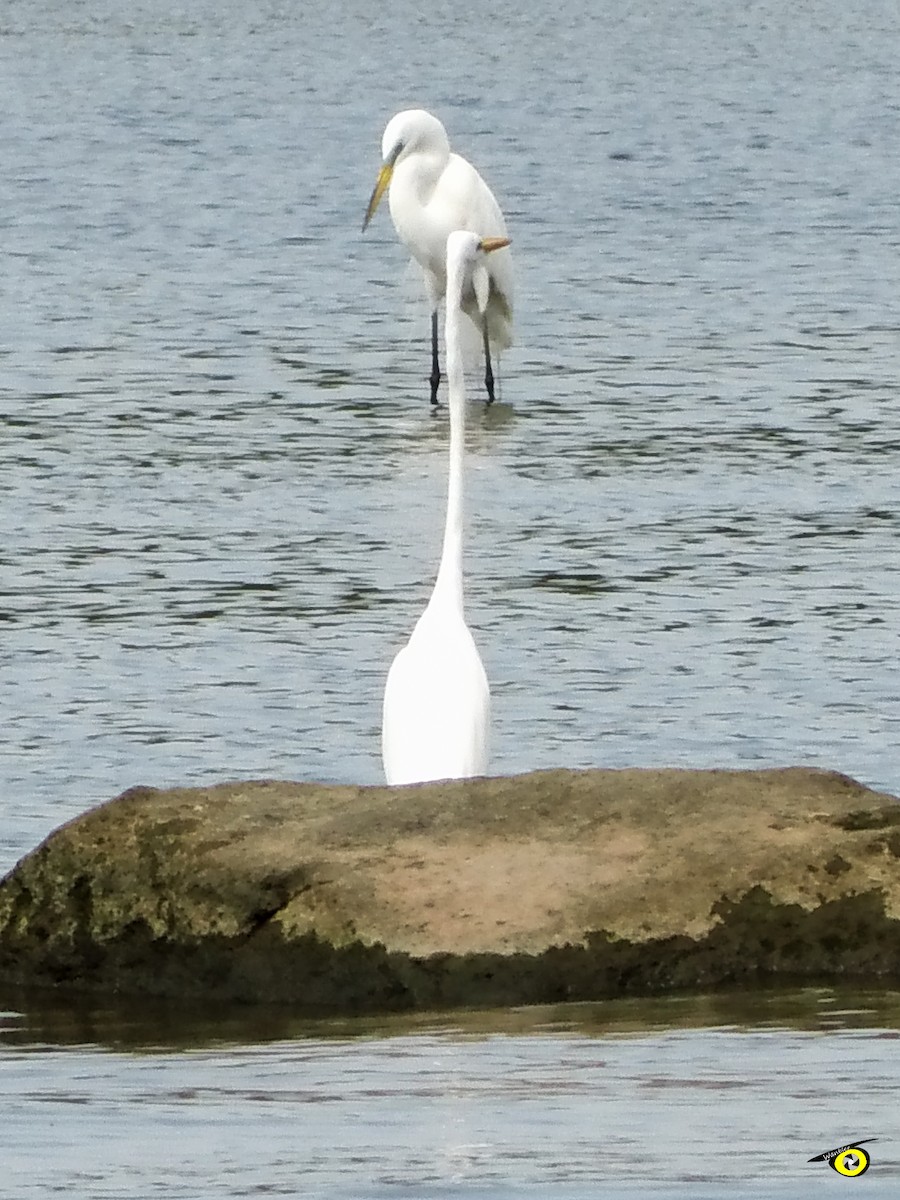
[2,4,900,1194]
[1,988,899,1199]
[3,0,900,867]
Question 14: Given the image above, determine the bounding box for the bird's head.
[445,231,511,312]
[446,230,510,266]
[362,109,450,232]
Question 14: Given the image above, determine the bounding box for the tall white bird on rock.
[381,231,508,785]
[363,108,514,405]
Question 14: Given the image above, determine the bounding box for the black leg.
[429,310,441,405]
[483,319,496,405]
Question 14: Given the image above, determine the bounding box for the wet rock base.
[1,767,899,1012]
[3,887,900,1013]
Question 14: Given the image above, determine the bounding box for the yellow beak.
[480,236,511,253]
[362,163,393,232]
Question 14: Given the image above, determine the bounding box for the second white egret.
[381,231,509,785]
[363,108,514,405]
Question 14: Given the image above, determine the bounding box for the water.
[2,3,900,1193]
[3,0,900,870]
[0,987,898,1199]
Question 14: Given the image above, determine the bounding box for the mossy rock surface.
[1,767,899,1011]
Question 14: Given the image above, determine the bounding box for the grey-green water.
[3,0,900,872]
[2,988,899,1198]
[3,0,900,1194]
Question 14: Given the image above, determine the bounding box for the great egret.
[381,231,509,785]
[363,108,514,406]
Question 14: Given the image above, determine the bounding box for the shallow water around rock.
[2,987,899,1198]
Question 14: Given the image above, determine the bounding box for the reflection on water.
[5,983,900,1052]
[1,988,898,1199]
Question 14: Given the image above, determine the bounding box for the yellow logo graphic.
[808,1138,876,1177]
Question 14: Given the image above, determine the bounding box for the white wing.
[389,148,514,346]
[433,154,514,346]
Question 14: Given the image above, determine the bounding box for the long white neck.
[431,252,468,613]
[397,147,446,207]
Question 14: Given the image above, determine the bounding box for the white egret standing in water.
[363,109,514,405]
[381,231,509,785]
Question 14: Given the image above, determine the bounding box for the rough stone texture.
[1,767,899,1011]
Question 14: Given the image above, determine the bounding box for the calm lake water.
[2,987,900,1199]
[2,0,900,1194]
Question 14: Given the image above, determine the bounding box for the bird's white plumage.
[365,109,513,357]
[384,111,513,346]
[381,601,490,785]
[381,231,496,786]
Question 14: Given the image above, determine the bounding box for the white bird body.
[382,587,490,786]
[364,109,513,403]
[381,231,505,786]
[387,131,513,347]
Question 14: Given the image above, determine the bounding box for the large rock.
[1,767,899,1011]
